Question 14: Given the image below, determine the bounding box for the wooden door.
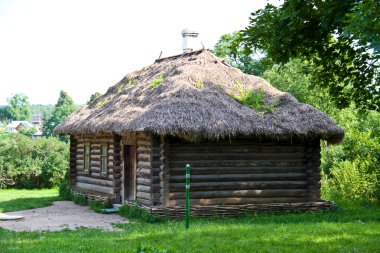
[123,145,136,201]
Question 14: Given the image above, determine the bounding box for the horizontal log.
[169,146,305,154]
[137,140,151,146]
[169,160,305,167]
[137,185,151,193]
[77,143,84,148]
[136,191,152,200]
[76,154,84,159]
[170,173,307,183]
[91,160,101,166]
[138,153,151,162]
[76,165,84,170]
[91,144,101,148]
[90,155,100,161]
[76,176,113,187]
[76,182,113,195]
[170,166,306,175]
[107,168,113,174]
[137,198,153,206]
[137,147,151,154]
[108,174,113,179]
[137,178,151,186]
[91,167,101,173]
[137,168,151,178]
[138,161,151,170]
[91,172,101,177]
[169,189,308,200]
[170,181,308,192]
[169,197,308,206]
[170,152,305,160]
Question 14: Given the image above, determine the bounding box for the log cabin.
[55,47,344,217]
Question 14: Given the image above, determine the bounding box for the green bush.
[0,134,69,189]
[72,193,87,206]
[90,199,112,213]
[58,180,72,200]
[323,159,378,203]
[119,203,167,223]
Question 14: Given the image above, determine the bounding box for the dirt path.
[0,201,127,232]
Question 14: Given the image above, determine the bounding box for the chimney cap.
[181,29,199,37]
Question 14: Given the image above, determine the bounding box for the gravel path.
[0,201,127,232]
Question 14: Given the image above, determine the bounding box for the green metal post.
[185,164,191,229]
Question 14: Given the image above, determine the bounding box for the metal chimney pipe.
[182,29,199,53]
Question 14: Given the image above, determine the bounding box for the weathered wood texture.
[73,134,115,197]
[307,139,322,201]
[167,138,318,206]
[152,136,161,205]
[136,133,153,206]
[69,135,77,186]
[113,134,122,203]
[144,201,332,218]
[159,136,170,206]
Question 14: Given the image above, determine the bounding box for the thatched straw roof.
[55,49,344,144]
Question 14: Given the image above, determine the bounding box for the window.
[101,145,107,174]
[84,145,91,171]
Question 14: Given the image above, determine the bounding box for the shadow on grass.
[0,196,59,213]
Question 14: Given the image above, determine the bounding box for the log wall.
[167,138,320,206]
[73,134,115,198]
[69,135,77,186]
[135,133,154,206]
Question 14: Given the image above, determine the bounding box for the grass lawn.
[0,189,379,253]
[0,188,59,212]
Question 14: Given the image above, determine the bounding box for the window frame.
[84,144,91,173]
[100,144,108,175]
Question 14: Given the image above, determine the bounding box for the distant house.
[32,130,43,140]
[31,114,43,126]
[6,121,34,133]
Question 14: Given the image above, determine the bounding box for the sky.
[0,0,280,105]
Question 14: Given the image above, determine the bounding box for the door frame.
[122,144,137,202]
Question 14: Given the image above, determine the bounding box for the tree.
[42,91,77,142]
[6,93,31,121]
[87,92,101,105]
[0,106,11,122]
[239,0,380,111]
[213,32,272,76]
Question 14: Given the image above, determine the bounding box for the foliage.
[195,77,203,89]
[119,203,167,223]
[232,83,276,114]
[18,127,37,138]
[0,188,58,212]
[30,104,54,119]
[321,108,380,204]
[239,0,380,111]
[213,32,272,76]
[72,193,87,206]
[58,180,72,201]
[0,106,12,121]
[136,244,170,253]
[1,192,379,252]
[260,57,380,203]
[42,90,77,142]
[262,58,334,112]
[6,93,31,121]
[149,75,164,89]
[0,134,69,189]
[87,92,101,105]
[89,200,112,213]
[0,168,14,189]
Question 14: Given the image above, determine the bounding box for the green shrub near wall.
[0,133,69,189]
